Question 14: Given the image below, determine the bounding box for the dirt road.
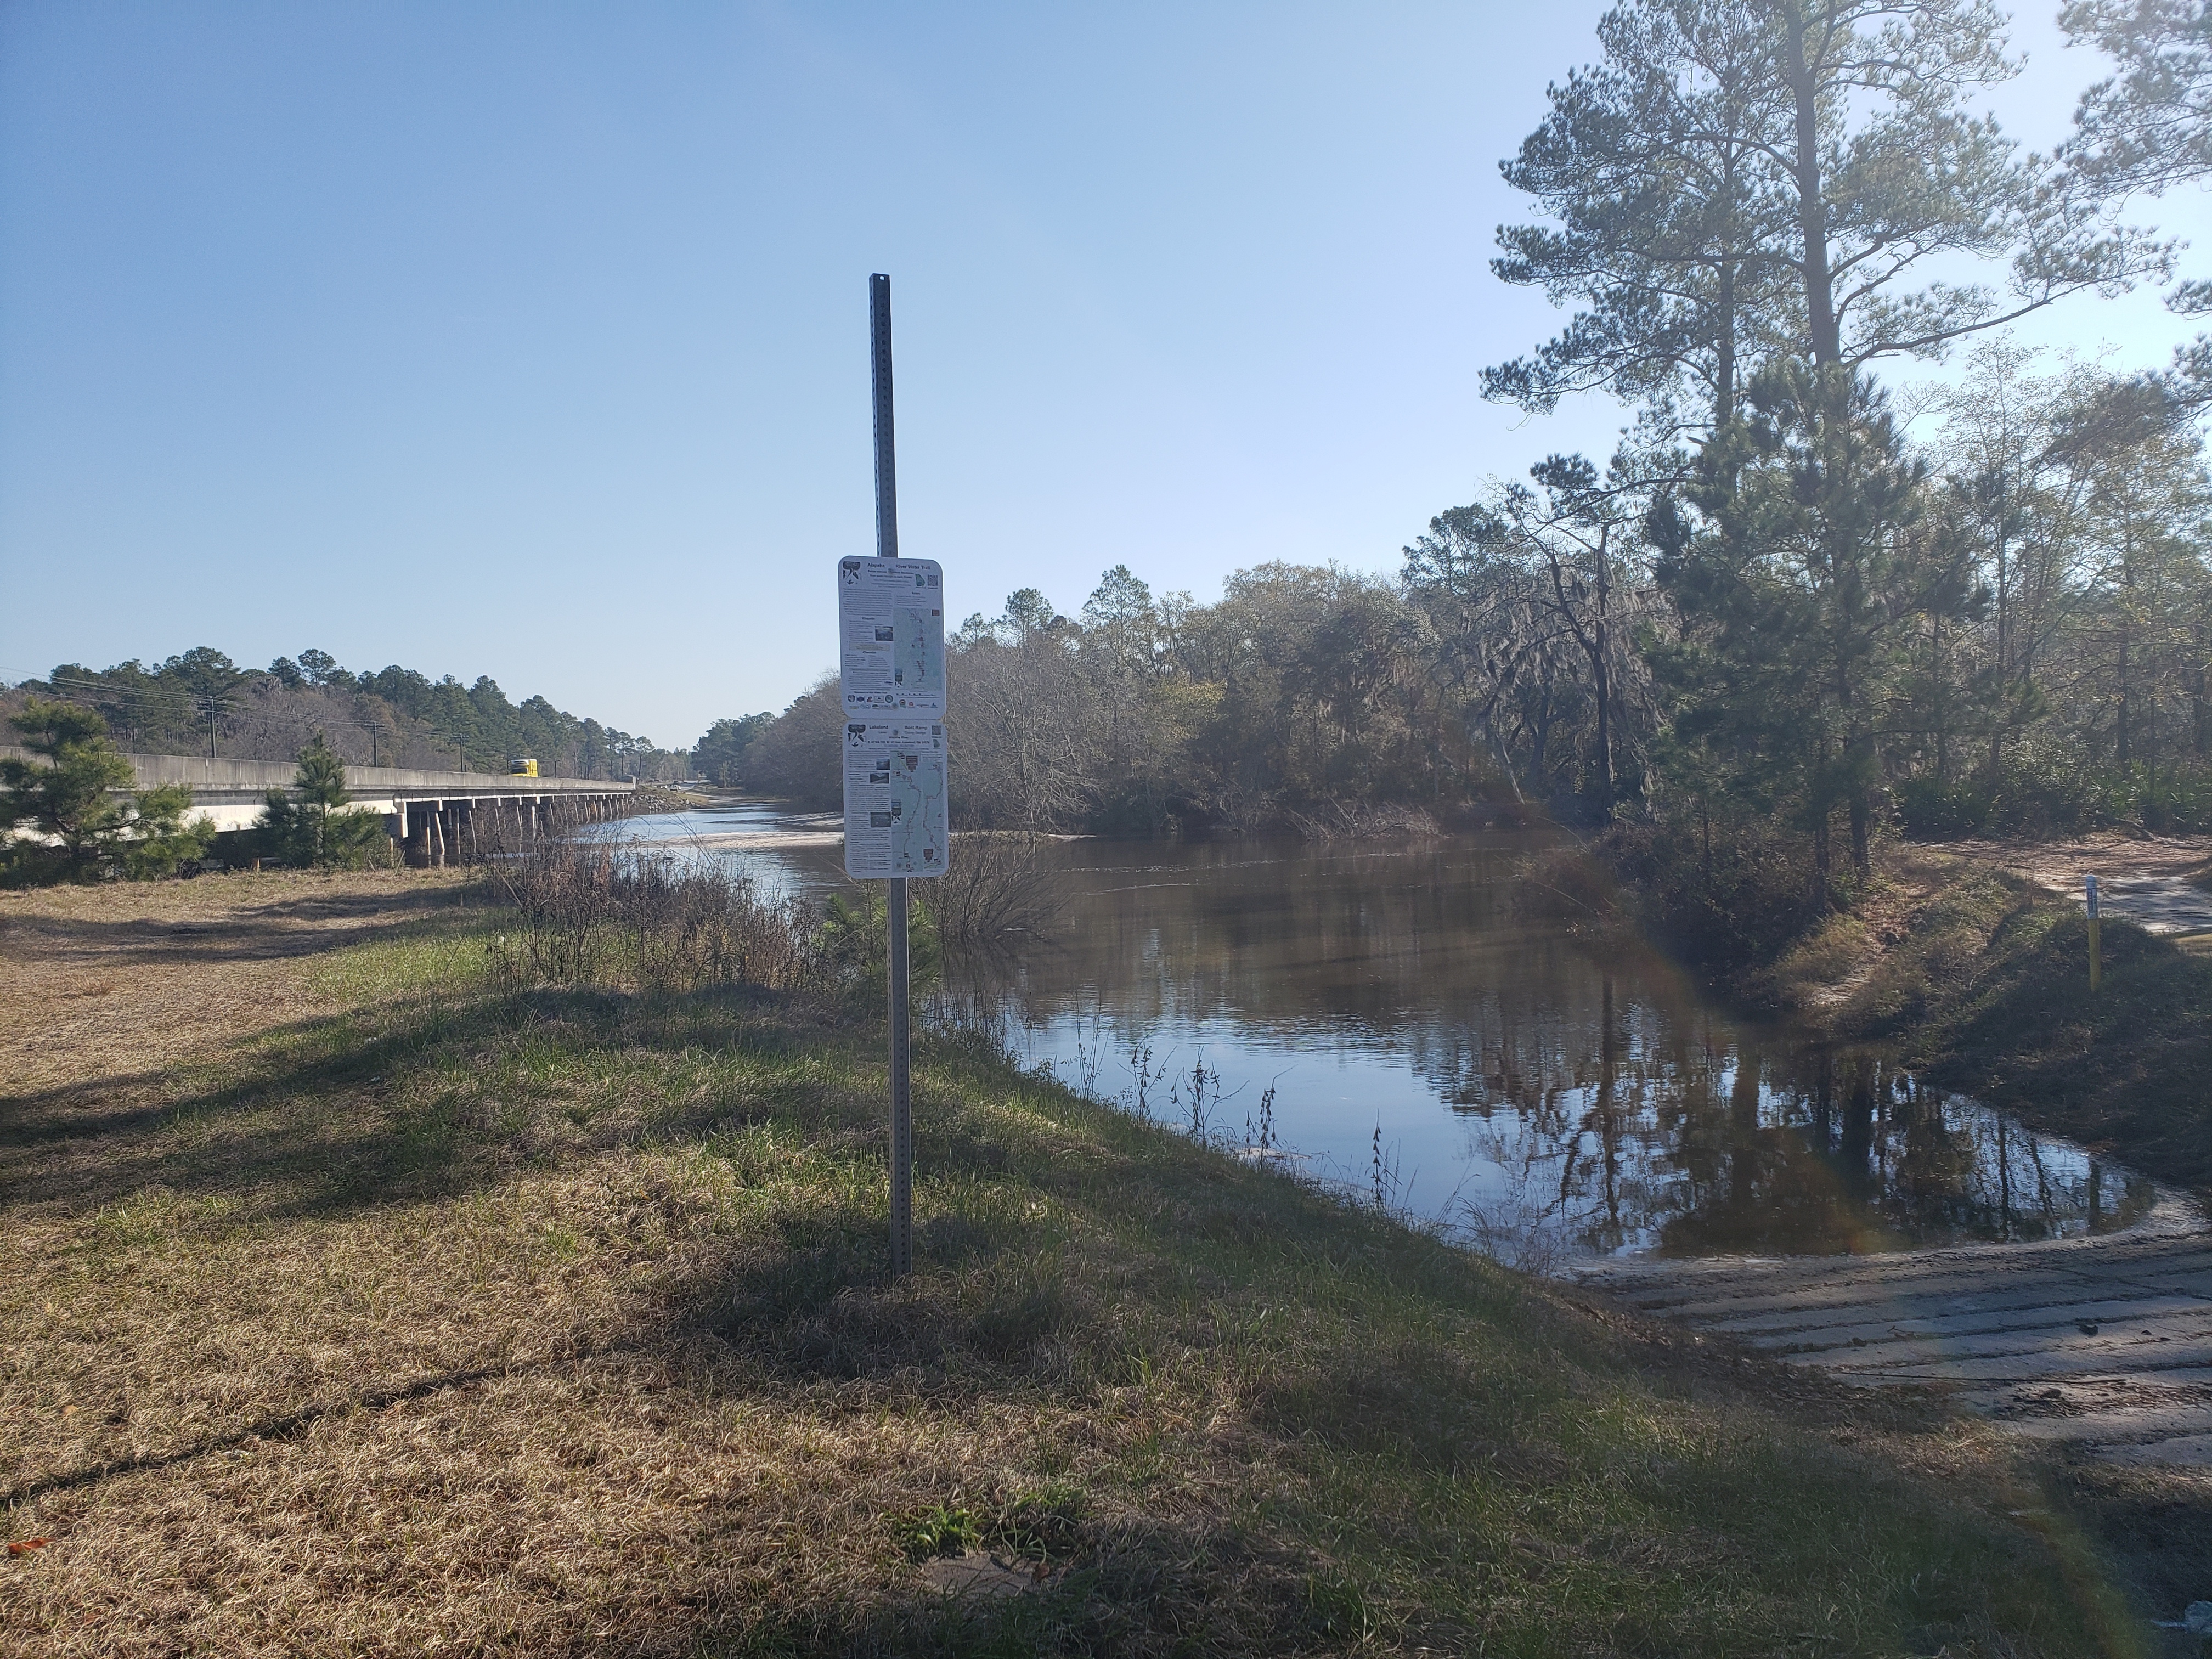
[1953,832,2212,936]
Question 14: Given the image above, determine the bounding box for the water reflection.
[614,805,2153,1263]
[1451,995,2149,1262]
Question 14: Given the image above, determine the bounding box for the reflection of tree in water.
[1444,992,2151,1256]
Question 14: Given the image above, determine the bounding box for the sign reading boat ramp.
[838,556,949,879]
[839,557,945,716]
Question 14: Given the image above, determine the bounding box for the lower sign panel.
[842,721,949,878]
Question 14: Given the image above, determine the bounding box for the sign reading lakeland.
[838,556,948,879]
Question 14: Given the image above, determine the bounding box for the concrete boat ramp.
[1574,1190,2212,1467]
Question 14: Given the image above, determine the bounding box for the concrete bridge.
[1,747,636,867]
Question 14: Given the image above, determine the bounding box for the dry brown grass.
[0,873,2153,1656]
[0,869,467,1098]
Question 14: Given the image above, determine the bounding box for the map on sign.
[842,721,949,879]
[839,557,944,716]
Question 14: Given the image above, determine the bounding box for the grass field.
[0,871,2166,1656]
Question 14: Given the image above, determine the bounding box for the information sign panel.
[839,557,945,716]
[843,720,949,878]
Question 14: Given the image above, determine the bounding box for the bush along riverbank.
[0,868,2146,1656]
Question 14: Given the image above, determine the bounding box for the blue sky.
[4,1,2209,748]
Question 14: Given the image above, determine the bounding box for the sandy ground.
[1952,833,2212,935]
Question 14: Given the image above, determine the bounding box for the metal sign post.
[871,273,913,1277]
[2086,873,2102,994]
[840,275,946,1274]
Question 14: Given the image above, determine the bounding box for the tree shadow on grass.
[1928,912,2212,1188]
[0,882,477,970]
[0,979,849,1220]
[615,1207,1370,1659]
[0,1359,527,1509]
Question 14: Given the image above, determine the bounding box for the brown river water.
[616,803,2154,1267]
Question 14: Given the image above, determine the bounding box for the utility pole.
[871,272,913,1278]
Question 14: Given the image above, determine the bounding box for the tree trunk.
[1715,256,1737,428]
[1784,8,1842,365]
[1993,468,2009,775]
[1593,655,1613,804]
[2117,617,2132,765]
[1933,613,1949,783]
[1593,526,1615,803]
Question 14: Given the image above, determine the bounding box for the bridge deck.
[2,746,636,834]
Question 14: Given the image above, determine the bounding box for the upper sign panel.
[839,558,945,718]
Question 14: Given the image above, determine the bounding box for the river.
[613,800,2153,1266]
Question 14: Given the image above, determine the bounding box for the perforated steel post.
[870,273,914,1277]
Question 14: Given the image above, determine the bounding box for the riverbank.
[1750,839,2212,1194]
[0,872,2148,1655]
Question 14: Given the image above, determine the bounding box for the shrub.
[120,784,219,879]
[1981,746,2106,838]
[923,834,1059,950]
[1896,753,2212,840]
[1895,775,1990,839]
[819,884,941,1003]
[259,795,392,868]
[480,834,832,994]
[2,702,220,883]
[1591,815,1824,974]
[2128,764,2212,834]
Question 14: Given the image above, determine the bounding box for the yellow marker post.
[2086,874,2102,994]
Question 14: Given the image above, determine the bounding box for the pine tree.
[1,698,134,881]
[1492,0,2163,438]
[1654,364,1968,886]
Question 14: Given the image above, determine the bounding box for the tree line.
[724,0,2212,912]
[1,647,688,781]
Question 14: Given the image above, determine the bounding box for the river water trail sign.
[841,719,948,878]
[839,557,945,716]
[838,554,950,878]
